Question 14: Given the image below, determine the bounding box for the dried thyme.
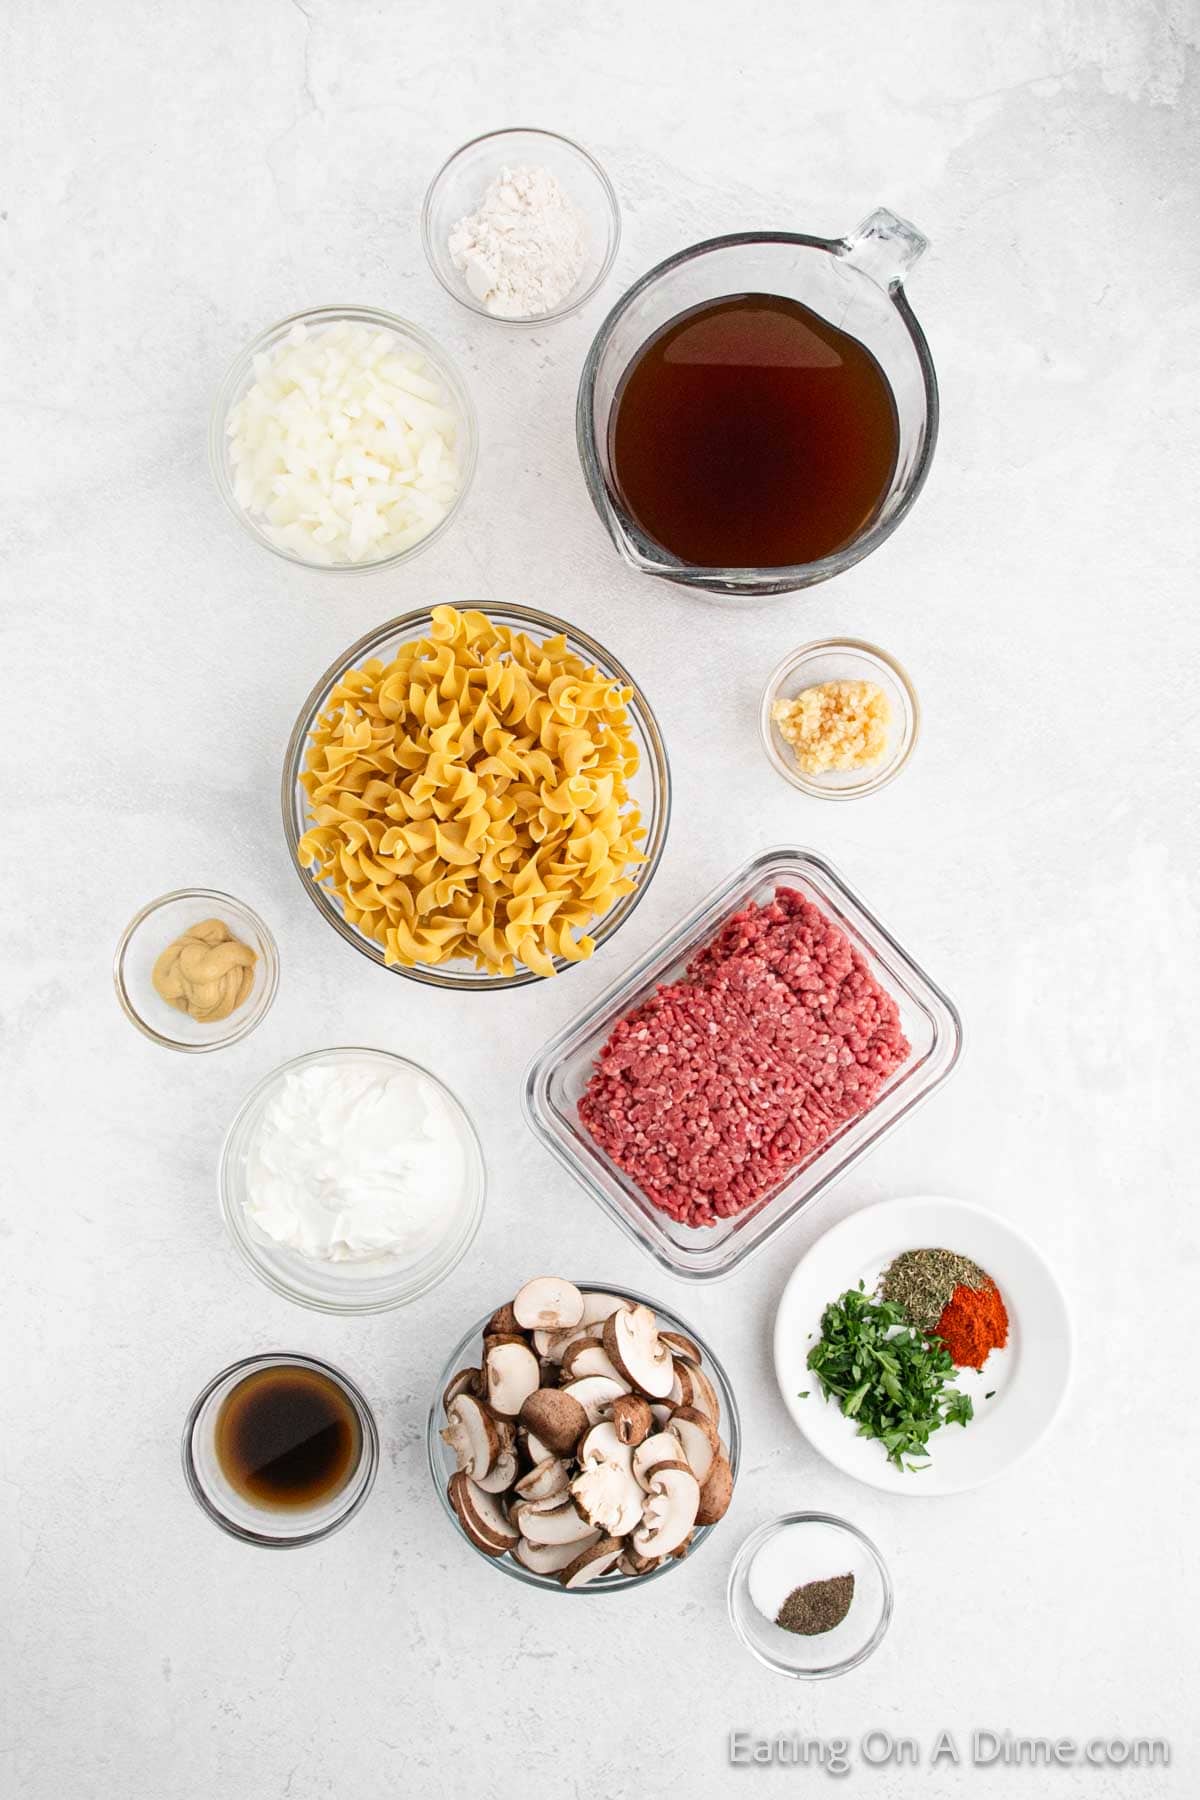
[878,1247,994,1332]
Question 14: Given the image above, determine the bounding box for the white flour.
[447,164,589,319]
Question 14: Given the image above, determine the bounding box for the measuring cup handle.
[838,208,929,290]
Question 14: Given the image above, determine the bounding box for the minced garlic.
[771,680,889,776]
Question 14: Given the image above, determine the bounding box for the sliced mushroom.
[560,1374,627,1427]
[516,1489,577,1517]
[670,1533,694,1561]
[473,1445,519,1494]
[560,1339,628,1387]
[559,1535,623,1589]
[440,1393,501,1480]
[673,1356,720,1427]
[611,1393,653,1447]
[484,1339,540,1418]
[484,1301,524,1337]
[695,1452,734,1525]
[666,1406,718,1484]
[660,1329,703,1364]
[441,1366,481,1414]
[514,1498,599,1548]
[483,1330,530,1354]
[513,1456,570,1503]
[512,1276,585,1333]
[603,1304,673,1400]
[618,1546,662,1577]
[513,1534,599,1575]
[571,1422,644,1537]
[533,1322,597,1364]
[649,1404,672,1429]
[668,1360,696,1409]
[448,1472,519,1555]
[518,1425,554,1467]
[579,1291,625,1326]
[632,1431,691,1491]
[632,1465,700,1560]
[519,1388,588,1457]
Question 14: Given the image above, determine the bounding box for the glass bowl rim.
[280,600,672,990]
[207,303,479,573]
[181,1350,380,1547]
[113,886,280,1053]
[427,1279,741,1593]
[420,127,622,326]
[575,229,939,590]
[759,637,921,800]
[726,1510,894,1678]
[217,1045,487,1314]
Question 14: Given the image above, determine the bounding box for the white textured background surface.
[3,2,1198,1795]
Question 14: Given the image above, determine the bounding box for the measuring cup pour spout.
[838,208,929,291]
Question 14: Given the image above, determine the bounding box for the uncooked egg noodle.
[297,606,646,977]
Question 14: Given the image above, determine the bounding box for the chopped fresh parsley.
[805,1283,974,1471]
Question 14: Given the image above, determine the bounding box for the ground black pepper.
[776,1572,855,1635]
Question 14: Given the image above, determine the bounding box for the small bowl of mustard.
[759,639,919,801]
[114,888,279,1053]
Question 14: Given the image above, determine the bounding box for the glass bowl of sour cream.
[218,1046,486,1313]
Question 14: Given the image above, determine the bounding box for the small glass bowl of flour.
[422,128,620,324]
[219,1047,486,1313]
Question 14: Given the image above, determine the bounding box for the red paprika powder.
[934,1281,1008,1370]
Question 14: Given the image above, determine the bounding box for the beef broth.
[608,292,899,569]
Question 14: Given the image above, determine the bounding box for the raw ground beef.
[577,887,910,1228]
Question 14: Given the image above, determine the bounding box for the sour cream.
[242,1055,471,1265]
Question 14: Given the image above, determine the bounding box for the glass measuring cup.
[576,209,937,598]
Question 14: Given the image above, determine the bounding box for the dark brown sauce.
[609,292,899,569]
[215,1365,360,1510]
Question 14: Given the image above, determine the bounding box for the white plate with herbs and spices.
[773,1196,1071,1496]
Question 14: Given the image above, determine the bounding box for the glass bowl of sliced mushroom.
[427,1276,741,1592]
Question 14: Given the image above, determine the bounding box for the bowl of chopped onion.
[209,305,478,571]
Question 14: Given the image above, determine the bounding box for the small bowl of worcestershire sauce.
[577,210,937,598]
[182,1354,379,1545]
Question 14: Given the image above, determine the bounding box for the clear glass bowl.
[113,888,279,1053]
[421,128,620,325]
[427,1282,740,1593]
[208,305,478,571]
[182,1352,379,1547]
[727,1513,892,1678]
[577,211,938,597]
[219,1047,486,1313]
[523,848,962,1281]
[760,639,919,800]
[281,603,671,989]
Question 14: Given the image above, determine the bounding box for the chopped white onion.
[225,321,465,565]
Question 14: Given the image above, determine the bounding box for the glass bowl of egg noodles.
[282,602,671,989]
[209,305,478,571]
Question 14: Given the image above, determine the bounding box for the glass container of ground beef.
[522,847,962,1282]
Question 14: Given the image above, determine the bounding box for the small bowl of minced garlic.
[759,639,919,800]
[114,888,279,1052]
